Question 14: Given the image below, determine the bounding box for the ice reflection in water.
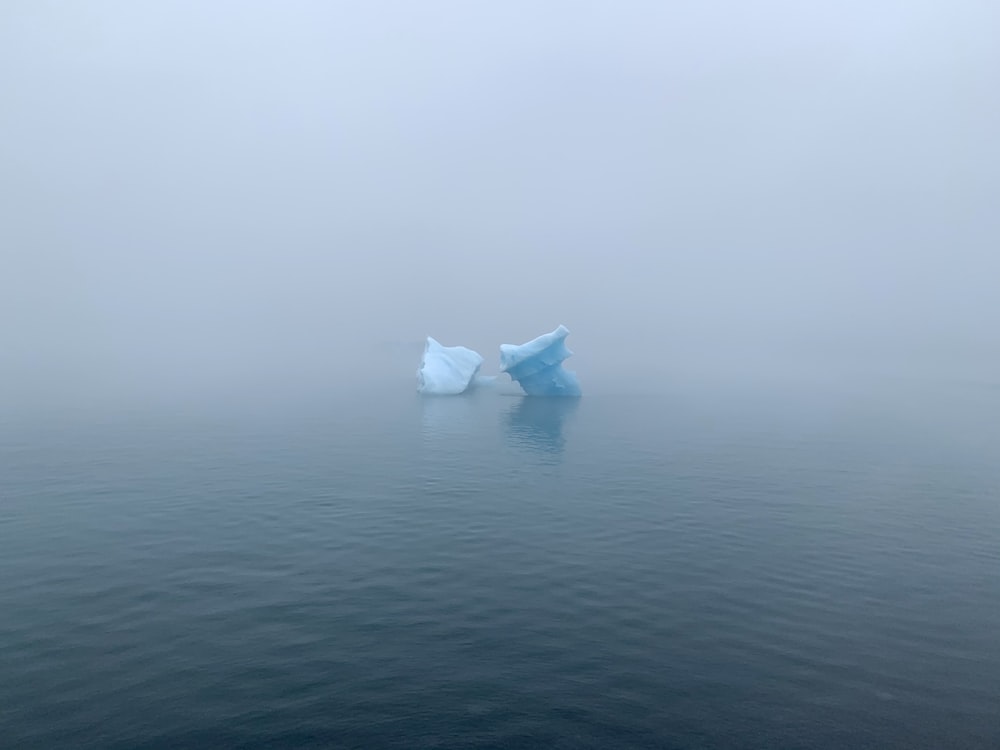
[504,396,580,456]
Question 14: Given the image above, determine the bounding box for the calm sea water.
[2,376,999,748]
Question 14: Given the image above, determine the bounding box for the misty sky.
[2,1,998,403]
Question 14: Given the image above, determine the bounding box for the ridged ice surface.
[500,325,581,396]
[2,380,999,749]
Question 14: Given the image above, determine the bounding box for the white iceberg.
[500,325,581,396]
[416,337,484,395]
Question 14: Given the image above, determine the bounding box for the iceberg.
[500,325,581,396]
[416,337,484,395]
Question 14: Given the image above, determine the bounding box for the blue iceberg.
[500,325,581,396]
[416,337,483,395]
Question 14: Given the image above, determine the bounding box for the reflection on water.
[504,396,580,455]
[419,391,487,443]
[418,392,580,459]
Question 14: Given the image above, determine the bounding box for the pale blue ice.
[416,338,483,395]
[500,325,582,397]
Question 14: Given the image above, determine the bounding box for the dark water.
[2,378,999,748]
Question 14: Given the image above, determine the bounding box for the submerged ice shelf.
[500,325,581,397]
[416,338,484,395]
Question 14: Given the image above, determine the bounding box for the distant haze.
[2,1,998,407]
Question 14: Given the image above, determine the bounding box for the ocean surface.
[2,375,999,749]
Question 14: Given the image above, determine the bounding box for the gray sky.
[2,1,998,404]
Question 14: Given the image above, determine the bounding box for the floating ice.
[500,325,581,396]
[416,337,484,395]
